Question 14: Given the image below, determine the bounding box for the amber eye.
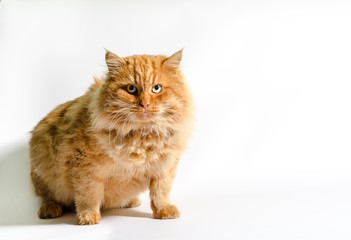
[152,85,162,93]
[126,85,137,94]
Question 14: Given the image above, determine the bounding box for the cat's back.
[31,100,73,136]
[31,96,78,143]
[29,91,93,163]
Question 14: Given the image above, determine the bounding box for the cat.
[29,49,193,225]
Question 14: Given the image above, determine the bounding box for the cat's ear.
[105,49,125,73]
[162,49,183,70]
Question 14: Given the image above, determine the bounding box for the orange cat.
[29,49,193,225]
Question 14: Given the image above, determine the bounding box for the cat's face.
[96,50,189,130]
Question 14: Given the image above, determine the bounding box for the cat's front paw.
[38,201,63,219]
[77,210,101,225]
[153,205,180,220]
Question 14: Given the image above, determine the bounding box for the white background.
[1,0,351,239]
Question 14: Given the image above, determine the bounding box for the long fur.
[29,49,193,225]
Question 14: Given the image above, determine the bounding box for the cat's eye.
[152,85,162,94]
[126,85,137,94]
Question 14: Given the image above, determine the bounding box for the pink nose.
[140,102,150,109]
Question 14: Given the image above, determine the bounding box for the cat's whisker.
[161,111,179,123]
[108,112,121,144]
[94,108,128,128]
[107,109,133,144]
[120,113,134,135]
[109,113,123,144]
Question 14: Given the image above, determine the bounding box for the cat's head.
[91,49,193,134]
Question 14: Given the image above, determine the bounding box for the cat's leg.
[38,197,63,219]
[102,196,141,210]
[30,171,63,218]
[102,178,143,210]
[149,165,180,219]
[123,197,142,208]
[73,176,104,225]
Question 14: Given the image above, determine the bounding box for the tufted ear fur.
[162,49,183,70]
[105,49,125,73]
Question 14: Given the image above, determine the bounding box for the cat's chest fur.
[95,128,176,180]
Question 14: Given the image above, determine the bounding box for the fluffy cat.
[29,49,193,225]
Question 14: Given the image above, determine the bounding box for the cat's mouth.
[139,112,150,118]
[136,109,157,121]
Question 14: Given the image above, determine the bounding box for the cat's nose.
[140,102,150,109]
